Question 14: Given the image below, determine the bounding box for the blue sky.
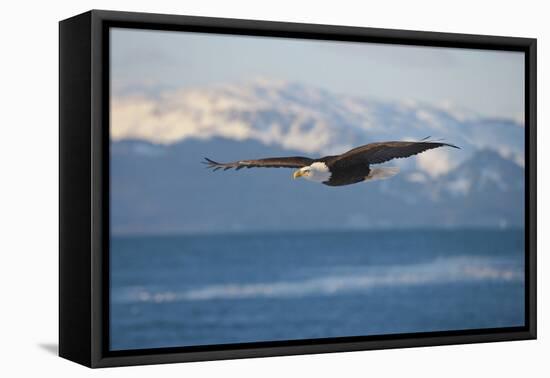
[111,28,524,120]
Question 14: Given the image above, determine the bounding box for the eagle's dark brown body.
[317,157,371,186]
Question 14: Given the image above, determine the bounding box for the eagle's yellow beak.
[293,170,304,179]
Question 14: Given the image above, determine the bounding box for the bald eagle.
[204,140,459,187]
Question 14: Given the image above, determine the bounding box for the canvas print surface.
[109,28,526,351]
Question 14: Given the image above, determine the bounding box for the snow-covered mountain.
[110,80,525,234]
[111,80,525,170]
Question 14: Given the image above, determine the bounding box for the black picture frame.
[59,9,537,368]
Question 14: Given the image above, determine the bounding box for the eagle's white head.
[293,162,331,183]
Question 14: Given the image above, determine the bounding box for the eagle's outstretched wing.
[203,156,315,171]
[329,141,459,166]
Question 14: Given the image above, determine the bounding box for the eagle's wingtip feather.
[203,157,227,171]
[204,157,218,164]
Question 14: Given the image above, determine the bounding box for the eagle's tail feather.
[365,166,400,181]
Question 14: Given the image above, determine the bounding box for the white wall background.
[0,0,546,376]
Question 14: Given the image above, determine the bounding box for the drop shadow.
[38,343,58,355]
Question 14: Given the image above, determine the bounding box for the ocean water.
[110,229,525,351]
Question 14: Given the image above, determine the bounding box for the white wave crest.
[117,256,523,303]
